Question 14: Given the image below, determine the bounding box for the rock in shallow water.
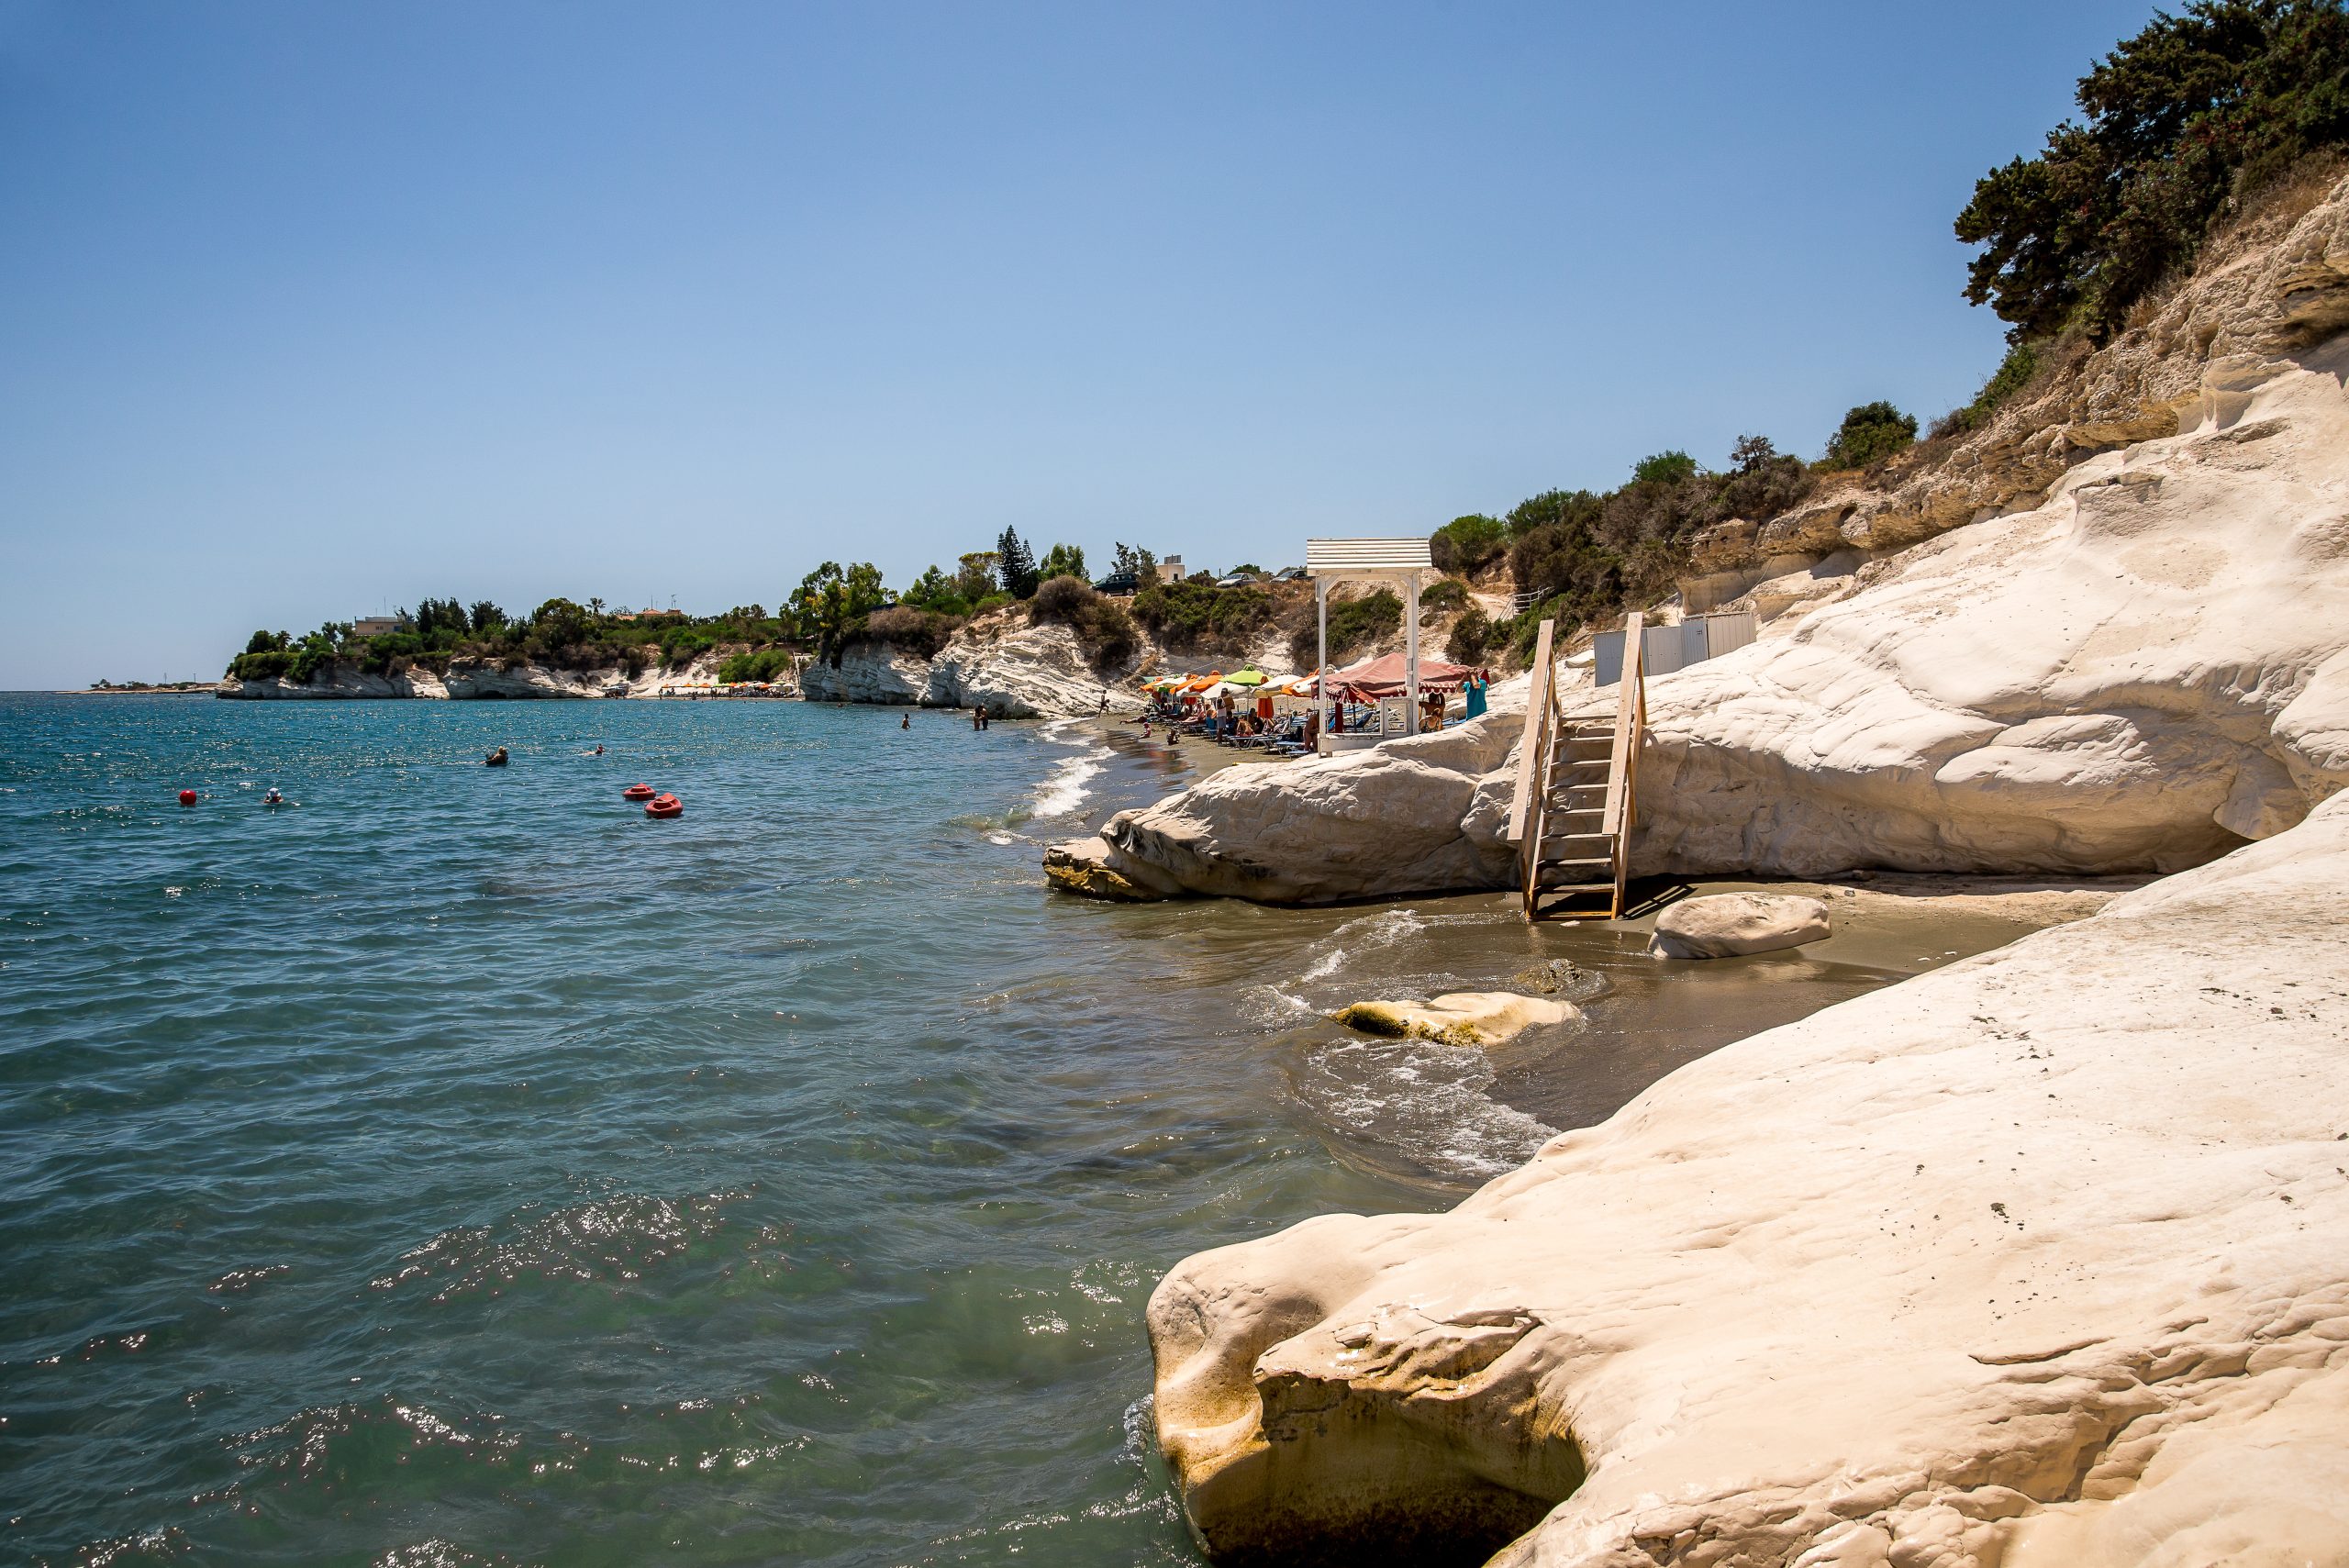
[1149,792,2349,1568]
[1647,892,1830,960]
[1330,992,1572,1047]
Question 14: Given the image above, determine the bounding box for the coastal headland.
[1119,150,2349,1567]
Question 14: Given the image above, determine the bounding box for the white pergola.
[1306,536,1433,751]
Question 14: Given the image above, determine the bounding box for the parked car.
[1216,572,1262,588]
[1092,571,1138,596]
[1273,565,1307,581]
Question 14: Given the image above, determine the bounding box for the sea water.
[0,694,2021,1565]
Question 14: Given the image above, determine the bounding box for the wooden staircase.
[1507,612,1649,921]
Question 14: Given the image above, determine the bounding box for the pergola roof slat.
[1305,538,1433,575]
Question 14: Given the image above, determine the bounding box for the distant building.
[1160,555,1186,582]
[351,616,411,638]
[616,607,685,623]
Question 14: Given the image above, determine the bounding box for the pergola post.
[1304,536,1434,755]
[1404,567,1421,734]
[1316,578,1330,741]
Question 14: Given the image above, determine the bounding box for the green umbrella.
[1222,668,1268,686]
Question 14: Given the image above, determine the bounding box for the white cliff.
[801,617,1134,717]
[1050,172,2349,901]
[1150,792,2349,1567]
[218,651,736,700]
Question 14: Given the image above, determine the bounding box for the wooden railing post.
[1508,619,1557,921]
[1604,612,1645,917]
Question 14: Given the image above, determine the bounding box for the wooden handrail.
[1602,612,1646,916]
[1602,612,1643,837]
[1505,617,1556,846]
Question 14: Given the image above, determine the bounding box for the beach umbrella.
[1222,668,1268,686]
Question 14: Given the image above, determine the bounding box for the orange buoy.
[621,784,656,800]
[645,793,683,819]
[178,789,197,806]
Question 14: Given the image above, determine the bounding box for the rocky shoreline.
[1151,794,2349,1566]
[1131,172,2349,1565]
[215,651,734,699]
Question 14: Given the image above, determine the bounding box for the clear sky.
[1,0,2156,689]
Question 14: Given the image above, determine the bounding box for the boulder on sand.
[1648,892,1830,959]
[1330,992,1572,1047]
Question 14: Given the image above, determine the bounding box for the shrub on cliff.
[1287,588,1402,668]
[1820,402,1918,471]
[1931,339,2047,439]
[1956,0,2349,342]
[718,647,796,684]
[1446,606,1496,665]
[1429,514,1508,574]
[1133,579,1274,658]
[1505,437,1813,655]
[844,606,961,663]
[1030,574,1141,672]
[1418,577,1472,614]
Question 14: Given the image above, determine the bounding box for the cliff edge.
[1056,171,2349,900]
[1150,792,2349,1566]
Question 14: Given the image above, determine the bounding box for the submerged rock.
[1150,792,2349,1566]
[1330,992,1571,1047]
[1648,892,1830,959]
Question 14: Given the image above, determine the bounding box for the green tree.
[1954,0,2349,341]
[1039,542,1086,583]
[1821,402,1919,470]
[787,562,889,652]
[996,528,1040,598]
[956,552,998,602]
[1631,450,1699,485]
[1429,514,1508,574]
[469,601,506,635]
[900,566,968,616]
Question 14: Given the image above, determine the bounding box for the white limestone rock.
[930,620,1130,717]
[798,641,933,706]
[1630,339,2349,877]
[1082,714,1523,903]
[1648,892,1830,959]
[1331,991,1573,1046]
[800,618,1130,717]
[1148,793,2349,1568]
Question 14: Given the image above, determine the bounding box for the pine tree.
[997,528,1040,599]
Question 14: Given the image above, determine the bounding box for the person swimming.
[262,787,283,806]
[485,746,508,767]
[901,713,910,728]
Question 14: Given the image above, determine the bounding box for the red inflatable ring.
[178,789,197,806]
[645,793,683,819]
[621,784,656,800]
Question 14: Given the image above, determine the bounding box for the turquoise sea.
[0,693,1987,1566]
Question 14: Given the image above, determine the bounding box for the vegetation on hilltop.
[1957,0,2349,342]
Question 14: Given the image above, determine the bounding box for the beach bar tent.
[1306,537,1436,752]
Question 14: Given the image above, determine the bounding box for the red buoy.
[177,789,197,806]
[645,793,683,819]
[621,784,656,800]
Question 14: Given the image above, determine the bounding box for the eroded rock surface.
[1045,177,2349,901]
[1330,992,1572,1047]
[1150,795,2349,1567]
[1647,892,1830,959]
[801,620,1129,717]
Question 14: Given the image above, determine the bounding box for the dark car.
[1093,571,1139,596]
[1273,566,1307,581]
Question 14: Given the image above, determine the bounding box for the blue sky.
[1,0,2154,688]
